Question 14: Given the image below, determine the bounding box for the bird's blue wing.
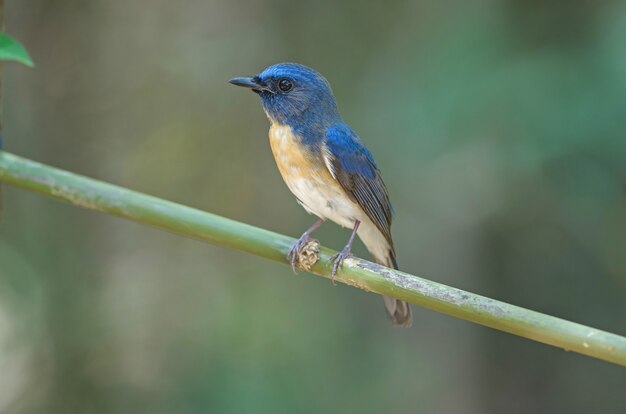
[324,123,394,244]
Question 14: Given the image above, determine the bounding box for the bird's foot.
[329,246,353,285]
[288,235,320,273]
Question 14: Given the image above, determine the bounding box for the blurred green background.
[2,0,626,412]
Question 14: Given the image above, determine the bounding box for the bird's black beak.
[228,76,271,93]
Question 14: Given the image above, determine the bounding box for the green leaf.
[0,33,34,67]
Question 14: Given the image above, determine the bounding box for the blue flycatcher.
[230,63,412,327]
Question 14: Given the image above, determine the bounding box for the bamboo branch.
[1,150,625,367]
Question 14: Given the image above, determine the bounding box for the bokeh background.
[1,0,626,412]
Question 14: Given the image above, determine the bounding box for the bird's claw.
[288,235,319,273]
[329,247,352,285]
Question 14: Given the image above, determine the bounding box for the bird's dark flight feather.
[324,124,394,246]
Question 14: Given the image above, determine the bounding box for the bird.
[229,63,412,327]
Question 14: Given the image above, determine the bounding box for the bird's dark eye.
[278,78,293,92]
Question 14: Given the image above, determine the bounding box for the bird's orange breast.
[268,123,329,182]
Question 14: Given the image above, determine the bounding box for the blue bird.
[230,63,412,327]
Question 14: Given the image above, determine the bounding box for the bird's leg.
[330,219,360,284]
[288,218,325,273]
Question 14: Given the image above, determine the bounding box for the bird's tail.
[358,224,412,327]
[380,251,412,327]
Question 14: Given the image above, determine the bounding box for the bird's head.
[229,63,340,127]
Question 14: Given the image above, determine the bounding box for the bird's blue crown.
[250,63,341,133]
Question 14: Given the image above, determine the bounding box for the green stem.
[1,150,625,367]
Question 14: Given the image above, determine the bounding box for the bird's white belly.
[287,175,365,228]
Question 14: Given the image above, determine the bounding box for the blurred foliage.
[0,33,33,67]
[1,0,626,413]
